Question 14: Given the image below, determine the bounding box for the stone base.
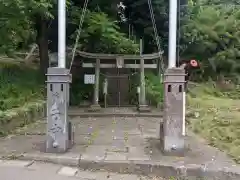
[161,136,185,157]
[68,121,75,147]
[45,140,72,153]
[159,121,164,146]
[45,122,74,153]
[138,104,151,112]
[161,147,185,157]
[159,122,185,156]
[88,104,101,112]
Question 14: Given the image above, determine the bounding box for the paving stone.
[105,152,127,161]
[81,151,106,161]
[137,117,161,125]
[124,129,141,135]
[0,160,33,167]
[115,126,139,131]
[19,152,81,166]
[86,145,107,153]
[109,173,140,180]
[93,136,117,145]
[127,147,150,161]
[26,161,62,173]
[106,145,128,153]
[103,140,128,153]
[128,146,145,153]
[81,145,106,161]
[57,166,78,176]
[77,169,140,180]
[127,154,151,161]
[1,114,240,179]
[74,135,94,145]
[76,170,110,179]
[125,136,147,146]
[69,145,88,154]
[141,128,160,138]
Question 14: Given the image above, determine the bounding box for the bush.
[145,72,164,107]
[0,100,45,136]
[180,1,240,79]
[0,63,44,111]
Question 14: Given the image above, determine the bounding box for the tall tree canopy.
[0,0,239,80]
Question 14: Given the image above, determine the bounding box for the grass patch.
[0,62,45,136]
[0,100,46,136]
[0,62,44,111]
[187,83,240,163]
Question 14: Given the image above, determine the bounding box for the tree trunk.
[36,14,49,78]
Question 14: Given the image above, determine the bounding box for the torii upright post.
[160,0,186,155]
[45,0,74,153]
[138,39,150,112]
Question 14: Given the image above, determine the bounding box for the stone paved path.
[0,160,165,180]
[0,116,239,179]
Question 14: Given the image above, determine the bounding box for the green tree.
[70,9,139,54]
[180,0,240,79]
[0,0,54,74]
[122,0,169,53]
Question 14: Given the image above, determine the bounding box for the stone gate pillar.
[161,67,186,155]
[90,59,101,111]
[46,67,74,153]
[138,58,150,112]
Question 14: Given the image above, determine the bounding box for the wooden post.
[94,59,100,105]
[138,39,150,112]
[89,59,101,111]
[139,58,146,105]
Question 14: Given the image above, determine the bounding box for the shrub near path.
[0,62,45,136]
[187,83,240,163]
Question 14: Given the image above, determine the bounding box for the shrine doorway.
[104,68,132,107]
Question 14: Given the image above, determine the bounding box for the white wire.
[147,0,165,73]
[148,0,161,54]
[69,0,89,72]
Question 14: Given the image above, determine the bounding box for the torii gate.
[68,48,164,111]
[44,0,192,155]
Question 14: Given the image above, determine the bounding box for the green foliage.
[123,0,169,53]
[180,1,240,79]
[0,100,45,136]
[145,72,163,106]
[0,63,44,111]
[70,76,93,106]
[70,9,139,54]
[0,0,54,54]
[69,9,140,104]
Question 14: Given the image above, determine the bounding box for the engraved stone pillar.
[46,67,73,153]
[90,59,101,111]
[138,58,150,112]
[161,67,186,155]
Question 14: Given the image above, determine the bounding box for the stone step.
[16,152,240,180]
[69,112,163,118]
[68,107,163,118]
[0,160,160,180]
